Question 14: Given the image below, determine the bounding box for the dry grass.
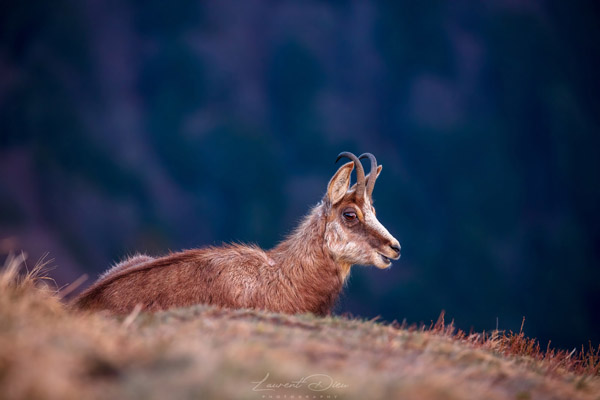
[424,311,600,377]
[0,255,599,400]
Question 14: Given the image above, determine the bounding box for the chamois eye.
[343,211,357,221]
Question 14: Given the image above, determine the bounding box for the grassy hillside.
[0,255,599,400]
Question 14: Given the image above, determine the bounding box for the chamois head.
[324,152,401,270]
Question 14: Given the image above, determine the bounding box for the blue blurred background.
[1,0,599,349]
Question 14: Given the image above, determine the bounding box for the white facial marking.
[325,220,363,262]
[363,199,396,244]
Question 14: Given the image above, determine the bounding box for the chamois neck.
[269,202,336,272]
[267,202,345,314]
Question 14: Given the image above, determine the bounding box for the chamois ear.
[370,165,383,180]
[350,165,382,193]
[327,161,354,205]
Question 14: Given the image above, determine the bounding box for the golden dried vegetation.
[0,254,598,400]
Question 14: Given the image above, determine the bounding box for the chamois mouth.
[378,253,393,266]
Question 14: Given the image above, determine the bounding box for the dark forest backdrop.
[1,0,599,350]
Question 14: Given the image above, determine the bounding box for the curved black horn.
[359,153,378,198]
[336,151,365,197]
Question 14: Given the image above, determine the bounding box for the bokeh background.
[1,0,599,350]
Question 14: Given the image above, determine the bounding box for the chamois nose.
[390,242,401,258]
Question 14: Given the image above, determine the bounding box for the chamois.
[74,152,401,315]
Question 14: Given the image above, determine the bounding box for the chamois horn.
[359,153,378,198]
[336,151,366,198]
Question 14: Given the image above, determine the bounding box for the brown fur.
[74,154,400,315]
